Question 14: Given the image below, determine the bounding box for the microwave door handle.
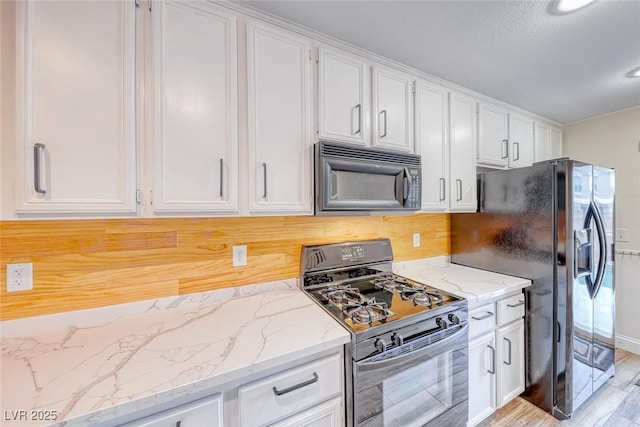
[403,176,409,201]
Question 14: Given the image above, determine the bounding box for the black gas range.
[301,239,469,427]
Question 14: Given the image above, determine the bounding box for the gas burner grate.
[401,288,447,306]
[304,274,333,286]
[343,299,395,324]
[320,285,368,308]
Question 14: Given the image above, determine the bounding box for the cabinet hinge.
[476,104,479,114]
[309,49,312,61]
[148,0,152,12]
[412,81,416,93]
[135,0,140,7]
[315,50,320,64]
[136,189,142,204]
[149,190,153,206]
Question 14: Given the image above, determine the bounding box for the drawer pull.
[272,372,319,396]
[507,300,525,308]
[472,311,494,321]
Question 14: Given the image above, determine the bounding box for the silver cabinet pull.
[379,109,387,138]
[513,142,520,161]
[353,104,361,135]
[273,372,318,396]
[219,158,224,198]
[262,162,267,198]
[439,177,446,201]
[175,422,181,427]
[456,179,463,202]
[472,311,494,321]
[33,143,46,195]
[504,337,512,365]
[507,300,525,308]
[501,139,509,159]
[487,344,496,374]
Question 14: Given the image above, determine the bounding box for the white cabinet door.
[152,1,238,214]
[534,121,551,162]
[477,103,509,168]
[508,114,534,168]
[372,67,414,152]
[415,80,448,211]
[271,397,342,427]
[550,126,563,159]
[317,47,370,146]
[247,21,313,215]
[496,318,525,408]
[468,333,497,427]
[449,92,477,212]
[14,0,136,215]
[123,395,222,427]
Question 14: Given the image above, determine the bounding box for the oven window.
[355,336,468,426]
[333,171,397,201]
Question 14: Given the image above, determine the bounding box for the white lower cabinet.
[122,395,222,427]
[468,291,525,426]
[271,397,342,427]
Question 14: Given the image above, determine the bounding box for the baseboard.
[616,334,640,355]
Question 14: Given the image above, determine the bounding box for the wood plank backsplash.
[0,214,449,320]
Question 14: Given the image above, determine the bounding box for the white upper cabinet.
[13,0,137,215]
[534,122,563,162]
[550,126,563,159]
[534,121,551,162]
[317,47,370,146]
[246,21,313,215]
[414,80,449,211]
[477,103,510,168]
[372,66,414,152]
[508,113,534,168]
[152,1,238,214]
[449,92,478,212]
[478,102,535,169]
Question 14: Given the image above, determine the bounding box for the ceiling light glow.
[553,0,596,13]
[628,67,640,78]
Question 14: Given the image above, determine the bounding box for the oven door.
[353,324,469,427]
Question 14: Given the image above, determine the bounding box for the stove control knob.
[374,338,387,353]
[391,333,404,347]
[436,317,448,329]
[448,313,461,325]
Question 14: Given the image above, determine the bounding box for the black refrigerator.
[451,159,615,419]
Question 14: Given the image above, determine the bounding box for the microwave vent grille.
[319,142,420,166]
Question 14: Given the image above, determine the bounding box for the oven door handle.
[357,324,469,370]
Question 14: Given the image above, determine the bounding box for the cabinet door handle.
[353,104,362,135]
[501,139,509,159]
[487,344,496,374]
[175,422,181,427]
[513,142,520,161]
[456,179,463,201]
[379,109,387,138]
[273,372,319,396]
[472,311,494,321]
[261,163,268,199]
[219,158,224,198]
[504,337,512,365]
[507,300,525,308]
[439,177,446,201]
[33,143,46,195]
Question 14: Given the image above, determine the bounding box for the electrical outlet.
[7,263,33,292]
[616,228,630,242]
[413,233,421,248]
[233,245,247,267]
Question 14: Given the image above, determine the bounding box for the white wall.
[563,106,640,354]
[0,1,14,218]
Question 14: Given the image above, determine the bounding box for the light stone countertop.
[394,256,532,305]
[0,280,350,427]
[0,259,531,427]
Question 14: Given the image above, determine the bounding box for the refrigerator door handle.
[590,202,608,299]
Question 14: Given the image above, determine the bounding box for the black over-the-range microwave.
[314,141,422,216]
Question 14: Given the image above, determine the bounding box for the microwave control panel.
[405,168,421,209]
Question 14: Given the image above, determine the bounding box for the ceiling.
[238,0,640,124]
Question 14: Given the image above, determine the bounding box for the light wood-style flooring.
[478,349,640,427]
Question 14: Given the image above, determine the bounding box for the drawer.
[123,395,222,427]
[238,353,342,427]
[497,293,525,326]
[469,303,496,339]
